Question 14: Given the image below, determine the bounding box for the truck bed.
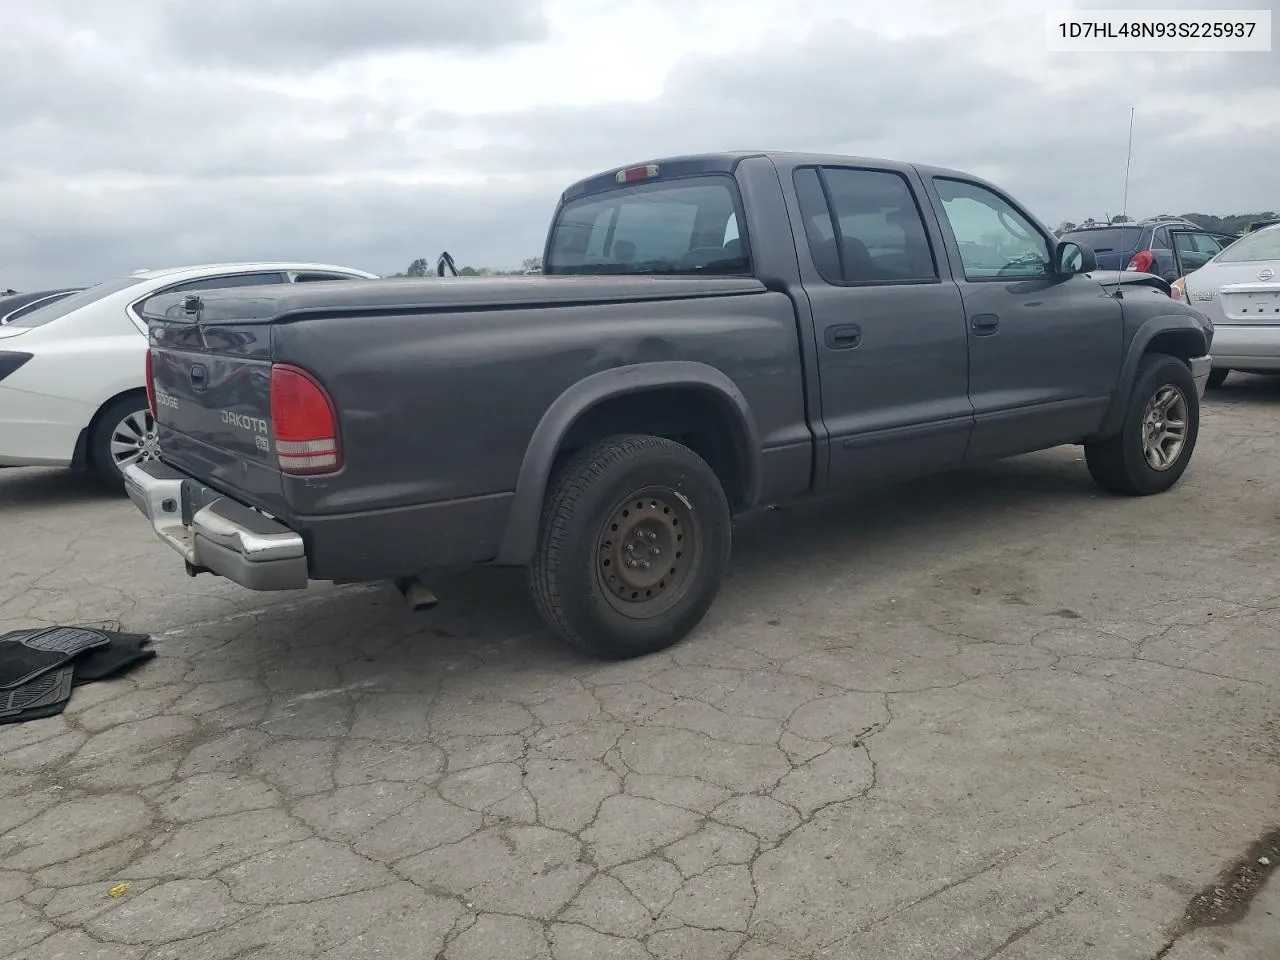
[143,273,810,580]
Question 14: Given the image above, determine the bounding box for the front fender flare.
[1097,314,1210,438]
[493,361,762,566]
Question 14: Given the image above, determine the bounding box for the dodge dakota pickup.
[125,151,1213,659]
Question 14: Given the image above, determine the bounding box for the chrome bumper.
[1190,355,1211,398]
[123,462,308,591]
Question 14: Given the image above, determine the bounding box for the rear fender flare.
[1098,314,1209,437]
[493,361,761,566]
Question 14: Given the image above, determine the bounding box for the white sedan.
[1174,225,1280,388]
[0,261,377,486]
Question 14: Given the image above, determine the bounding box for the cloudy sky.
[2,0,1276,288]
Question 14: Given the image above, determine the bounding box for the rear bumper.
[1204,325,1280,371]
[123,461,308,591]
[1190,355,1211,397]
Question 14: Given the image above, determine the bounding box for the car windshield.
[545,175,749,276]
[6,277,145,327]
[1060,227,1142,253]
[1214,227,1280,263]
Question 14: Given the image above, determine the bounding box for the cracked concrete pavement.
[3,378,1280,960]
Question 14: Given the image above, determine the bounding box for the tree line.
[1056,211,1277,235]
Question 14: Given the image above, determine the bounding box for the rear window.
[1214,227,1280,263]
[1060,227,1142,253]
[6,277,144,328]
[545,175,749,276]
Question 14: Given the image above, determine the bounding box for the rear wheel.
[1206,367,1229,389]
[90,394,157,489]
[528,434,732,659]
[1085,353,1199,496]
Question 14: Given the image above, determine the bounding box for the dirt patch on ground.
[1157,827,1280,957]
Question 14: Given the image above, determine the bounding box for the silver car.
[1175,224,1280,388]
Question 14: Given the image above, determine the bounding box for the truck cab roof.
[561,151,993,202]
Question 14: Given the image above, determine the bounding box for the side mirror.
[1054,240,1097,276]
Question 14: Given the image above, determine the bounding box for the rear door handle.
[970,313,999,335]
[825,324,862,350]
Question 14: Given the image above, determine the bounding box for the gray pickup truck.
[125,151,1213,659]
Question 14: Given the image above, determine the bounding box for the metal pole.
[1122,106,1135,220]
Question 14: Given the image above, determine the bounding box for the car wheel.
[90,394,159,489]
[1084,353,1199,496]
[528,434,732,659]
[1206,368,1230,389]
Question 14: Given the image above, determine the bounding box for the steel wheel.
[1140,384,1188,471]
[596,487,700,619]
[109,409,158,470]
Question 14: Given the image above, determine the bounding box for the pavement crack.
[977,890,1085,959]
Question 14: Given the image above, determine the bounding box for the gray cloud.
[155,0,549,69]
[0,177,561,288]
[2,2,1276,290]
[434,20,1278,219]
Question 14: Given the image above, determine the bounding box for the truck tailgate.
[149,311,287,517]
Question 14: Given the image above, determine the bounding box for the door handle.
[189,363,208,392]
[970,313,999,335]
[825,324,862,350]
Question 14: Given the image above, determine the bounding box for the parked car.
[0,288,83,325]
[1243,217,1279,234]
[0,262,377,485]
[1171,223,1280,388]
[1059,217,1236,282]
[125,152,1213,659]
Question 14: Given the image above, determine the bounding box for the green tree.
[405,258,429,277]
[1057,221,1078,235]
[521,256,543,274]
[1109,214,1132,224]
[1179,212,1277,235]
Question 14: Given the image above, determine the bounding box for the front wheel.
[528,434,732,659]
[1084,353,1199,496]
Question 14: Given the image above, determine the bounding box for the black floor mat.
[0,666,74,724]
[73,632,155,684]
[0,627,155,726]
[0,626,112,689]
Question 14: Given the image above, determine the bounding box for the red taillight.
[615,164,660,183]
[1127,250,1155,273]
[269,364,340,475]
[145,349,157,417]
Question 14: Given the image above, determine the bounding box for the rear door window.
[291,272,363,282]
[168,272,288,292]
[794,167,938,284]
[1170,230,1230,276]
[132,272,289,318]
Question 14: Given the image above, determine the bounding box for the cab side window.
[933,178,1050,280]
[293,272,362,282]
[132,272,288,318]
[794,167,937,284]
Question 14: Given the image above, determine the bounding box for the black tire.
[528,434,732,659]
[1206,367,1229,389]
[1084,353,1199,496]
[89,394,155,489]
